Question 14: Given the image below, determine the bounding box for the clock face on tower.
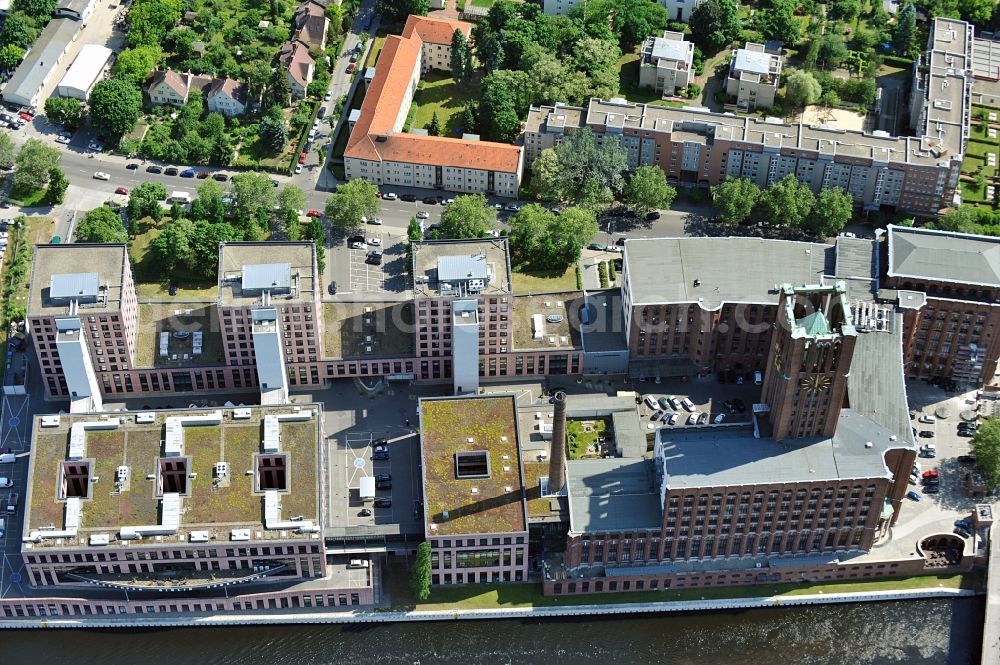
[800,375,832,394]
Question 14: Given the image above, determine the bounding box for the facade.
[726,42,782,110]
[148,70,189,107]
[542,0,580,13]
[886,225,1000,387]
[524,96,962,214]
[344,21,522,198]
[402,15,472,73]
[54,0,97,20]
[2,18,79,108]
[55,44,113,100]
[660,0,703,21]
[639,31,693,97]
[279,40,315,99]
[204,77,247,116]
[419,395,530,585]
[148,71,247,115]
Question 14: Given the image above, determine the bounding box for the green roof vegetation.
[421,397,526,536]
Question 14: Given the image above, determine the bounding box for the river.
[0,597,984,665]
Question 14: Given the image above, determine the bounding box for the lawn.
[566,418,607,459]
[471,0,494,6]
[410,72,481,138]
[2,216,52,353]
[617,52,691,107]
[511,264,578,293]
[384,566,980,611]
[365,35,387,69]
[8,184,48,208]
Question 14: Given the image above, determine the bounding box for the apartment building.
[401,15,472,73]
[726,42,782,110]
[524,97,961,214]
[419,395,530,585]
[886,225,1000,387]
[411,238,584,385]
[344,21,523,198]
[639,31,694,97]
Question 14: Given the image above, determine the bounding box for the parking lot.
[634,374,764,429]
[332,231,410,296]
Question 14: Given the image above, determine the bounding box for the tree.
[451,29,470,83]
[259,113,288,152]
[76,206,127,243]
[89,78,143,138]
[935,204,980,233]
[508,204,551,264]
[711,177,760,226]
[410,541,431,601]
[817,33,848,70]
[689,0,742,53]
[266,67,292,110]
[535,127,629,204]
[305,217,326,274]
[277,185,306,239]
[231,172,278,236]
[2,12,39,50]
[785,70,822,108]
[508,204,598,267]
[126,0,182,47]
[440,194,497,239]
[805,187,853,237]
[894,4,918,59]
[186,221,241,277]
[377,0,429,23]
[548,207,599,265]
[14,138,60,191]
[191,179,226,225]
[0,43,24,71]
[589,0,670,51]
[149,219,194,274]
[0,132,15,171]
[461,103,477,134]
[530,148,564,202]
[757,0,801,43]
[426,112,442,136]
[829,0,861,20]
[44,168,69,205]
[623,166,677,217]
[480,70,534,143]
[325,179,380,234]
[127,182,167,222]
[112,46,162,87]
[959,0,994,25]
[44,97,84,128]
[13,0,56,17]
[758,174,815,229]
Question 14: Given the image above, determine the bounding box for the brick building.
[418,395,530,584]
[886,224,1000,387]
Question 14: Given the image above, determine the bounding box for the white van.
[0,477,11,488]
[644,395,659,410]
[168,191,192,204]
[0,453,14,464]
[754,371,763,385]
[348,559,369,569]
[681,398,696,412]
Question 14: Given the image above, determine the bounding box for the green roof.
[798,310,831,336]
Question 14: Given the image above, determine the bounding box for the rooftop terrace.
[419,395,527,536]
[24,405,322,550]
[412,238,512,298]
[322,301,415,359]
[134,303,223,368]
[512,294,583,350]
[217,242,317,307]
[28,244,130,317]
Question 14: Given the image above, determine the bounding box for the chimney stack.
[548,391,568,494]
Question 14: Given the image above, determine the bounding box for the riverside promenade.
[0,586,978,630]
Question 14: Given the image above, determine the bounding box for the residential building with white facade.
[639,31,694,97]
[726,42,782,110]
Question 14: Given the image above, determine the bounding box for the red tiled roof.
[279,41,315,87]
[402,15,472,45]
[149,70,188,97]
[345,33,520,174]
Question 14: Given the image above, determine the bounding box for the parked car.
[126,163,139,170]
[4,491,16,513]
[196,171,210,179]
[375,473,391,483]
[666,413,679,425]
[164,166,179,176]
[368,237,381,246]
[923,485,940,494]
[359,508,372,517]
[955,519,971,530]
[922,469,938,479]
[213,173,229,182]
[307,209,323,217]
[401,193,417,202]
[958,429,974,438]
[55,134,70,144]
[687,412,699,425]
[714,413,726,424]
[918,430,934,438]
[363,216,382,225]
[373,498,392,508]
[365,251,383,265]
[954,526,972,538]
[146,165,163,174]
[349,240,367,249]
[918,414,935,424]
[372,451,389,461]
[346,63,356,73]
[657,397,671,410]
[650,410,663,421]
[0,478,11,488]
[668,397,681,410]
[416,211,429,219]
[382,192,398,200]
[115,186,129,195]
[168,282,178,296]
[327,281,337,295]
[697,412,710,425]
[906,490,921,501]
[958,454,977,464]
[298,152,307,164]
[680,398,695,412]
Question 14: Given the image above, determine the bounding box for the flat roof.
[512,293,583,350]
[412,238,512,297]
[28,244,129,317]
[23,405,322,550]
[734,47,774,74]
[49,272,99,301]
[887,224,1000,287]
[624,237,834,308]
[58,43,113,93]
[438,254,488,282]
[580,289,628,353]
[566,458,662,533]
[218,242,316,306]
[656,410,906,490]
[419,395,527,536]
[833,235,878,300]
[848,313,914,446]
[651,34,691,63]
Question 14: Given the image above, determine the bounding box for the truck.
[168,191,192,205]
[359,476,375,503]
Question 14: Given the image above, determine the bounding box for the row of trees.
[711,175,854,237]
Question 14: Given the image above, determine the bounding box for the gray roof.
[564,393,637,418]
[847,313,915,447]
[566,458,662,533]
[3,18,79,105]
[611,411,646,458]
[241,263,291,291]
[651,35,690,63]
[49,272,99,300]
[580,289,628,353]
[734,47,772,74]
[887,225,1000,288]
[437,254,488,282]
[623,237,834,308]
[656,411,906,490]
[833,236,878,299]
